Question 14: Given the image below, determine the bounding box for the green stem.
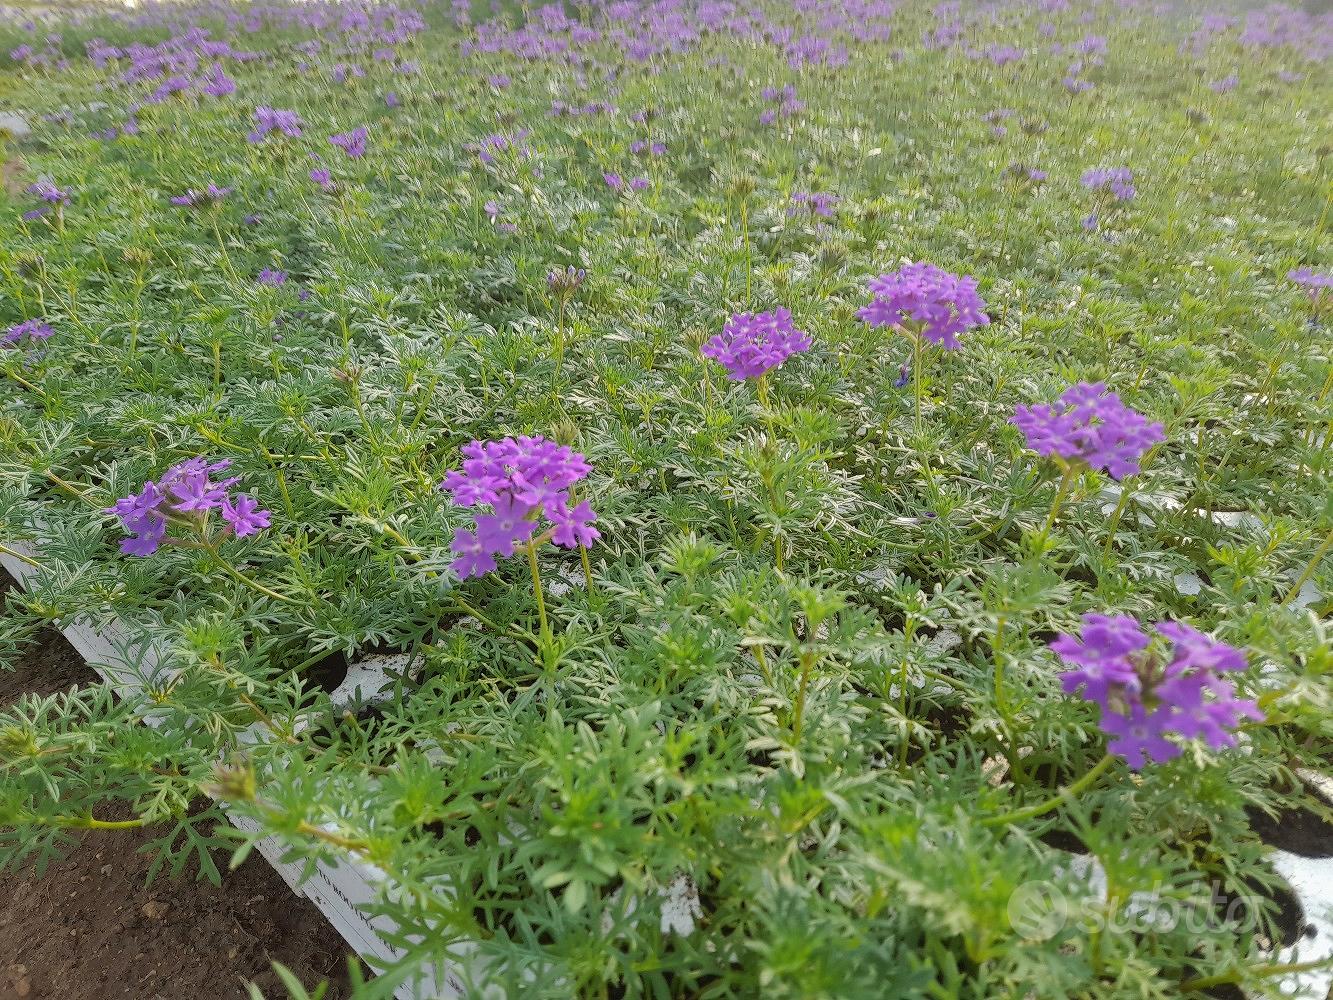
[1034,463,1079,553]
[1282,525,1333,606]
[792,648,815,743]
[0,543,40,569]
[54,814,149,830]
[3,367,47,400]
[1180,957,1333,994]
[211,215,238,283]
[912,331,924,434]
[208,547,296,604]
[579,542,595,593]
[1101,481,1133,554]
[740,197,752,306]
[984,753,1116,827]
[526,540,550,642]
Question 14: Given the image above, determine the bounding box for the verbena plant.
[1,0,1331,997]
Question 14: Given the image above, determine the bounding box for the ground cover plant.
[1,0,1332,996]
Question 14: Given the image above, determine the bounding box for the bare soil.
[0,575,360,1000]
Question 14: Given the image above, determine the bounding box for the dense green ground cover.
[0,1,1331,996]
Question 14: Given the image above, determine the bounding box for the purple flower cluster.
[787,191,839,218]
[759,84,803,125]
[547,265,586,296]
[3,318,54,348]
[22,181,69,221]
[603,172,649,192]
[440,437,600,579]
[1003,162,1048,185]
[473,130,531,165]
[201,63,235,97]
[329,125,368,159]
[857,263,990,350]
[1011,382,1164,480]
[107,457,271,557]
[1053,614,1262,769]
[982,108,1015,139]
[701,308,812,381]
[257,267,288,287]
[310,167,335,191]
[1289,267,1331,295]
[1081,167,1136,201]
[247,106,302,143]
[629,139,667,156]
[170,183,232,207]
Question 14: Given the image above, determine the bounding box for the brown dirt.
[0,575,361,999]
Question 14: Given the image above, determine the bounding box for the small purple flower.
[1289,267,1331,317]
[248,106,302,143]
[788,191,840,218]
[221,494,271,537]
[473,130,531,166]
[169,183,232,208]
[107,457,269,557]
[1288,267,1331,294]
[857,263,990,350]
[439,436,599,579]
[257,267,287,287]
[629,176,650,191]
[27,180,69,205]
[547,265,587,296]
[385,91,400,108]
[603,172,624,191]
[1011,382,1164,480]
[329,125,368,159]
[1209,73,1238,94]
[2,318,54,348]
[310,168,335,191]
[701,308,812,381]
[1053,614,1262,769]
[1081,166,1136,201]
[201,63,235,98]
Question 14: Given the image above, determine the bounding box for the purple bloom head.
[1081,166,1136,201]
[248,106,302,143]
[330,125,369,159]
[170,183,231,208]
[257,267,287,287]
[547,265,587,297]
[1053,614,1262,769]
[201,63,235,98]
[221,494,271,537]
[788,191,840,218]
[310,168,335,191]
[439,436,598,579]
[27,180,69,206]
[857,262,989,349]
[603,172,624,191]
[3,318,54,347]
[1285,264,1327,308]
[107,457,269,557]
[1011,382,1164,480]
[473,130,531,166]
[702,308,812,381]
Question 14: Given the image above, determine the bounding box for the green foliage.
[0,1,1331,998]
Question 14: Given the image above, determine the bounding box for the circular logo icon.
[1007,881,1068,941]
